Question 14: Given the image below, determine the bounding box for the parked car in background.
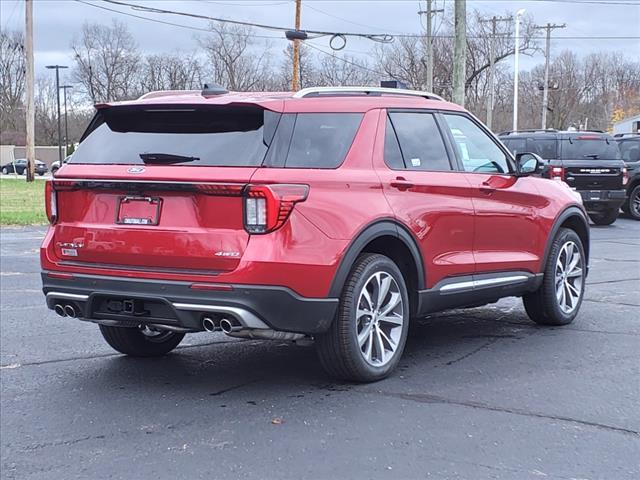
[500,129,627,225]
[615,133,640,220]
[42,85,590,382]
[1,159,48,176]
[50,155,72,176]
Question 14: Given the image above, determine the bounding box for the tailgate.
[51,171,255,274]
[563,161,624,190]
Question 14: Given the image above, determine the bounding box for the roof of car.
[97,88,465,114]
[499,129,614,139]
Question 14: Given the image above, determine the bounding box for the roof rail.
[613,132,640,138]
[498,128,559,136]
[138,90,199,100]
[293,86,444,101]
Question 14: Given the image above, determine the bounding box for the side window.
[285,113,363,169]
[528,138,557,160]
[442,114,511,174]
[383,117,405,169]
[502,138,526,156]
[388,112,451,171]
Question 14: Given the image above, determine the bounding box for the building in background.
[0,145,59,167]
[613,114,640,135]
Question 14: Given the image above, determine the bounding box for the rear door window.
[71,105,279,167]
[284,113,363,168]
[387,112,451,171]
[561,136,621,160]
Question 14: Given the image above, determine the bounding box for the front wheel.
[99,324,184,357]
[316,253,409,382]
[589,208,618,226]
[1,167,7,175]
[624,185,640,220]
[523,228,586,326]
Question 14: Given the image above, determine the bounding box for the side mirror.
[515,152,542,177]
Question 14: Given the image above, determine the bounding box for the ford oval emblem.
[128,166,145,174]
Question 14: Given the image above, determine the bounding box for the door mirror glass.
[515,152,542,176]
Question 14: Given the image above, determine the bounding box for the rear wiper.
[583,154,599,159]
[139,153,200,164]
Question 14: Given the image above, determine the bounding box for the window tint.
[442,114,510,174]
[388,112,451,171]
[618,140,640,162]
[502,138,527,156]
[529,138,557,159]
[71,106,278,167]
[285,113,362,168]
[560,137,620,160]
[384,117,405,169]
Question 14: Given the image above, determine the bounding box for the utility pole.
[479,15,512,130]
[452,0,466,106]
[45,64,68,163]
[513,9,526,131]
[418,0,443,93]
[25,0,35,182]
[535,22,565,129]
[292,0,302,91]
[60,85,73,156]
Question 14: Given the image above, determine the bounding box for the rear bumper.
[579,189,626,211]
[42,272,338,335]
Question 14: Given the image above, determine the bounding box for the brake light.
[622,167,629,186]
[243,184,309,234]
[550,166,565,182]
[45,180,57,224]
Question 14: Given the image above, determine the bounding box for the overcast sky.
[2,0,639,82]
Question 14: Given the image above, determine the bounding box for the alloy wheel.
[554,241,584,314]
[356,271,404,367]
[632,188,640,218]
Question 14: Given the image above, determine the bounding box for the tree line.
[2,11,639,146]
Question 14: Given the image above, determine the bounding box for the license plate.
[116,196,162,225]
[581,191,601,201]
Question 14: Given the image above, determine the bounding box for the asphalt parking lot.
[1,219,638,480]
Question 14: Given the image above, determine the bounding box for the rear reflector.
[47,272,74,280]
[243,184,309,234]
[623,167,628,186]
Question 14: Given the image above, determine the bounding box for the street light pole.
[45,65,68,163]
[512,9,526,132]
[60,85,73,156]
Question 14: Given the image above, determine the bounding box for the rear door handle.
[390,177,414,191]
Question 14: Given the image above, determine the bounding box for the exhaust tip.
[54,304,66,317]
[202,317,217,332]
[64,304,77,318]
[220,318,242,334]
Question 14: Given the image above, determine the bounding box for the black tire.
[1,167,7,175]
[37,171,44,176]
[315,253,410,382]
[99,324,184,357]
[625,185,640,220]
[589,208,618,226]
[523,228,586,326]
[18,168,25,175]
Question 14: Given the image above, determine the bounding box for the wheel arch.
[328,219,425,316]
[543,206,590,273]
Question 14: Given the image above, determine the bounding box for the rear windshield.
[71,105,279,167]
[561,137,620,160]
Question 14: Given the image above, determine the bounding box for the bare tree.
[317,52,375,86]
[0,30,26,135]
[33,76,59,145]
[71,20,141,103]
[277,43,317,90]
[139,52,203,92]
[198,23,273,91]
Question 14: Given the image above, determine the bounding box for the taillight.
[45,180,57,224]
[622,167,629,186]
[243,184,309,234]
[550,166,565,182]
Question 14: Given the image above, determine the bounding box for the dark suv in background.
[615,133,640,220]
[500,129,627,225]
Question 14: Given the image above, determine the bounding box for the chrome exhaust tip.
[64,304,77,318]
[54,304,66,317]
[220,318,242,334]
[202,317,218,332]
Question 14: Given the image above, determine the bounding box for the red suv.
[41,85,590,382]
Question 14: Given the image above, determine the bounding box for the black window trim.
[385,108,456,173]
[438,111,516,175]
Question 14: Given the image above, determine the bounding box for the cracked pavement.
[1,218,639,480]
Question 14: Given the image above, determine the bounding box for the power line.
[305,42,388,78]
